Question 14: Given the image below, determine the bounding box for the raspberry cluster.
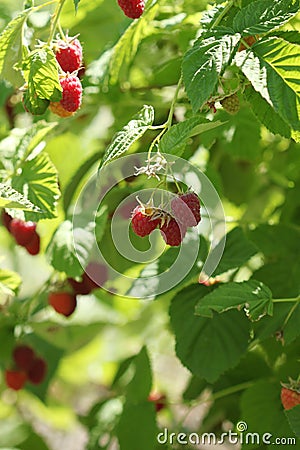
[5,344,47,391]
[2,211,40,255]
[48,262,108,317]
[117,0,145,19]
[130,192,201,247]
[49,36,83,117]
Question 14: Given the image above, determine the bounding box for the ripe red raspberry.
[131,206,160,237]
[148,392,167,412]
[5,369,27,390]
[24,232,40,256]
[13,345,35,371]
[117,0,145,19]
[50,75,82,116]
[27,358,47,384]
[160,218,187,246]
[171,192,201,227]
[68,262,108,295]
[220,94,240,115]
[9,218,37,246]
[1,210,12,230]
[55,37,83,73]
[48,292,77,317]
[281,386,300,410]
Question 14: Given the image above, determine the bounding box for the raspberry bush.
[0,0,300,448]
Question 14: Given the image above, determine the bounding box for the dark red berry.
[48,292,77,317]
[24,232,40,255]
[160,218,186,246]
[9,218,36,246]
[55,37,83,73]
[27,358,47,384]
[1,210,13,230]
[131,206,160,237]
[13,345,35,371]
[68,262,108,295]
[5,369,27,390]
[148,392,167,412]
[117,0,145,19]
[171,192,201,227]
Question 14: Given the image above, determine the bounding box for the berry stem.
[166,75,182,130]
[273,296,300,303]
[47,0,67,45]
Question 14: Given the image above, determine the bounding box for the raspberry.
[24,232,40,256]
[281,381,300,410]
[50,75,82,116]
[5,369,27,390]
[160,218,187,246]
[54,37,83,73]
[171,192,201,227]
[220,94,240,115]
[13,345,35,371]
[27,358,47,384]
[117,0,145,19]
[9,218,37,246]
[68,262,108,295]
[49,102,74,118]
[148,393,167,412]
[131,206,160,237]
[1,210,12,230]
[48,292,77,317]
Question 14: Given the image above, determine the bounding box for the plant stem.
[273,296,300,303]
[47,0,67,45]
[166,75,182,130]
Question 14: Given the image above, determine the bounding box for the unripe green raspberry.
[221,94,240,115]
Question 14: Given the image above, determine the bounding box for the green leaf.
[22,47,62,115]
[240,381,296,448]
[46,220,83,277]
[116,401,157,450]
[235,37,300,131]
[244,84,291,138]
[0,183,41,212]
[11,151,60,221]
[108,4,159,84]
[127,347,152,403]
[255,303,300,346]
[99,105,154,168]
[0,10,31,86]
[46,207,107,277]
[0,269,22,298]
[212,227,258,276]
[169,284,251,382]
[182,30,241,111]
[195,280,273,321]
[233,0,300,35]
[159,116,224,156]
[285,404,300,439]
[14,121,57,163]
